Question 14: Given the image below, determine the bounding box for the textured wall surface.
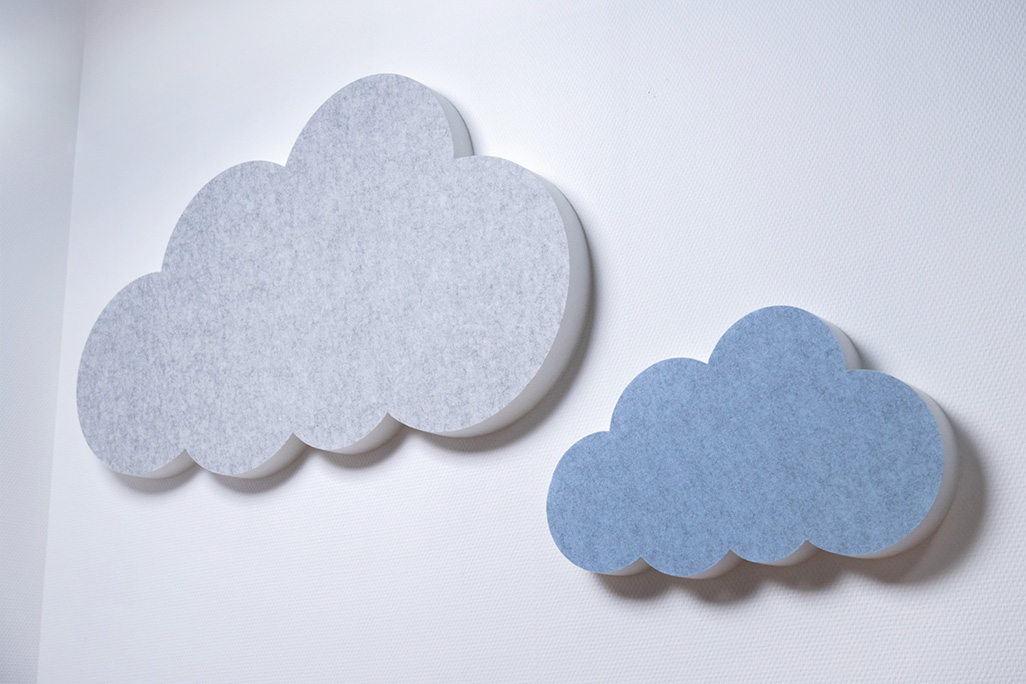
[35,1,1026,682]
[0,3,82,682]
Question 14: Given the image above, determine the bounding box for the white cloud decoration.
[77,74,589,478]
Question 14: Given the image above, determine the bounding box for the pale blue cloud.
[548,307,954,577]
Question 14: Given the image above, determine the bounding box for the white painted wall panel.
[0,3,82,682]
[34,1,1026,681]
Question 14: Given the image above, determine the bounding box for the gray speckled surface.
[77,74,579,477]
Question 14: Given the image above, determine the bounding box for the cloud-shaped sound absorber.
[78,74,589,478]
[547,307,957,578]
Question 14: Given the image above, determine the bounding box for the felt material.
[547,306,950,577]
[77,74,580,477]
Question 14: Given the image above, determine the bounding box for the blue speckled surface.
[547,306,946,576]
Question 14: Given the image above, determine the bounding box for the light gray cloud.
[78,74,588,478]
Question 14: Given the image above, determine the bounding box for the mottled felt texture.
[547,307,947,577]
[78,74,573,476]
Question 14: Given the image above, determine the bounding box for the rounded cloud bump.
[78,74,587,478]
[547,307,956,578]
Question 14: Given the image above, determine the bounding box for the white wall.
[36,1,1025,681]
[0,3,82,682]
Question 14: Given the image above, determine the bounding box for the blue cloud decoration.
[77,74,588,478]
[547,307,957,578]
